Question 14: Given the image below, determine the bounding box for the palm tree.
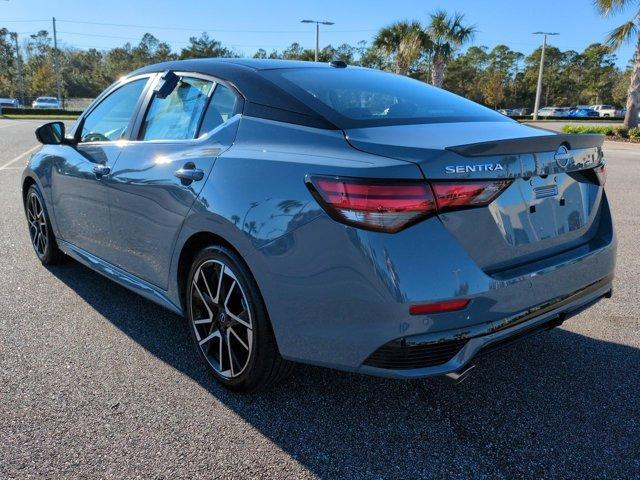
[427,10,476,87]
[373,21,430,76]
[594,0,640,128]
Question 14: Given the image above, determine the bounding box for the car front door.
[51,76,152,257]
[105,75,241,289]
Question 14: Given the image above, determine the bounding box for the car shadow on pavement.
[47,260,640,479]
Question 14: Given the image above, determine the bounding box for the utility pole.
[10,32,25,106]
[52,17,63,108]
[300,19,334,62]
[532,32,558,120]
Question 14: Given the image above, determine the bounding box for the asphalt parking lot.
[1,118,639,479]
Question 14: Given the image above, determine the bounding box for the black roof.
[129,58,341,129]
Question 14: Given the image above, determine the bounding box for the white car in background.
[536,107,570,117]
[32,97,61,109]
[589,105,619,118]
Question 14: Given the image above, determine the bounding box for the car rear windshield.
[262,67,510,128]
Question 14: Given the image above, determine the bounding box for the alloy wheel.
[27,192,48,258]
[189,259,253,378]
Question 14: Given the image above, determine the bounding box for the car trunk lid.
[345,122,606,274]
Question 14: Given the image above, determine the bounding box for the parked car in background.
[568,108,600,118]
[22,59,616,392]
[617,108,637,119]
[32,97,61,109]
[0,98,22,108]
[589,105,619,118]
[536,107,570,117]
[497,108,512,116]
[510,107,531,116]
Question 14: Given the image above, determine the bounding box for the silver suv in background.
[536,107,571,117]
[0,98,21,108]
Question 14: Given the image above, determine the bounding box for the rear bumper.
[259,200,616,375]
[358,275,613,379]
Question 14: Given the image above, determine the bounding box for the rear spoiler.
[446,134,604,157]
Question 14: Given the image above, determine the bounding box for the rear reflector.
[307,175,511,233]
[306,176,436,232]
[409,299,470,315]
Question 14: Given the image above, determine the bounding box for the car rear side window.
[141,77,213,141]
[80,78,148,143]
[262,67,509,128]
[198,84,238,137]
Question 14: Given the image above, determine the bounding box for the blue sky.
[2,0,636,68]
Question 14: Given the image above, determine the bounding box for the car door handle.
[92,164,110,177]
[174,167,204,182]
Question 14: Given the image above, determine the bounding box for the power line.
[2,18,375,36]
[1,19,49,23]
[55,18,375,34]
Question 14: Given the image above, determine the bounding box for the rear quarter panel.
[168,116,423,318]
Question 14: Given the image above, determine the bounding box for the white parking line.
[0,122,19,130]
[0,145,40,171]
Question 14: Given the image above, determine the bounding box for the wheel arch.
[176,230,250,311]
[21,175,38,206]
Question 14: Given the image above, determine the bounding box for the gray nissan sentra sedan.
[22,59,616,392]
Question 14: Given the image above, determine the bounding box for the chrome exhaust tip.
[444,364,475,384]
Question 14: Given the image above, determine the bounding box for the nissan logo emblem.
[554,145,573,169]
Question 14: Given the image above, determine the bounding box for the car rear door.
[104,73,241,289]
[51,75,152,257]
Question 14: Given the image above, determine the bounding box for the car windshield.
[262,67,509,128]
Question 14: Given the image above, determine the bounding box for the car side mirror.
[35,121,72,145]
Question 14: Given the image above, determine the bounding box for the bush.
[562,124,640,140]
[614,127,629,138]
[561,125,615,135]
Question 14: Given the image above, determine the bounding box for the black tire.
[185,245,292,392]
[24,184,64,265]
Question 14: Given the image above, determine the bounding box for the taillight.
[306,176,436,233]
[431,180,512,212]
[307,175,511,233]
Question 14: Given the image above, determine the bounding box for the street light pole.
[52,17,64,108]
[301,19,334,62]
[315,23,319,62]
[532,31,558,120]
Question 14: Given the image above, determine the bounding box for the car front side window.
[141,77,214,141]
[80,78,148,143]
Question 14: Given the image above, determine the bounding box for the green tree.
[132,33,176,65]
[485,45,524,106]
[483,70,506,108]
[358,40,387,69]
[578,43,618,104]
[427,10,476,87]
[442,46,488,103]
[63,48,110,98]
[24,31,57,97]
[594,0,640,127]
[0,28,17,97]
[373,21,429,75]
[179,32,235,59]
